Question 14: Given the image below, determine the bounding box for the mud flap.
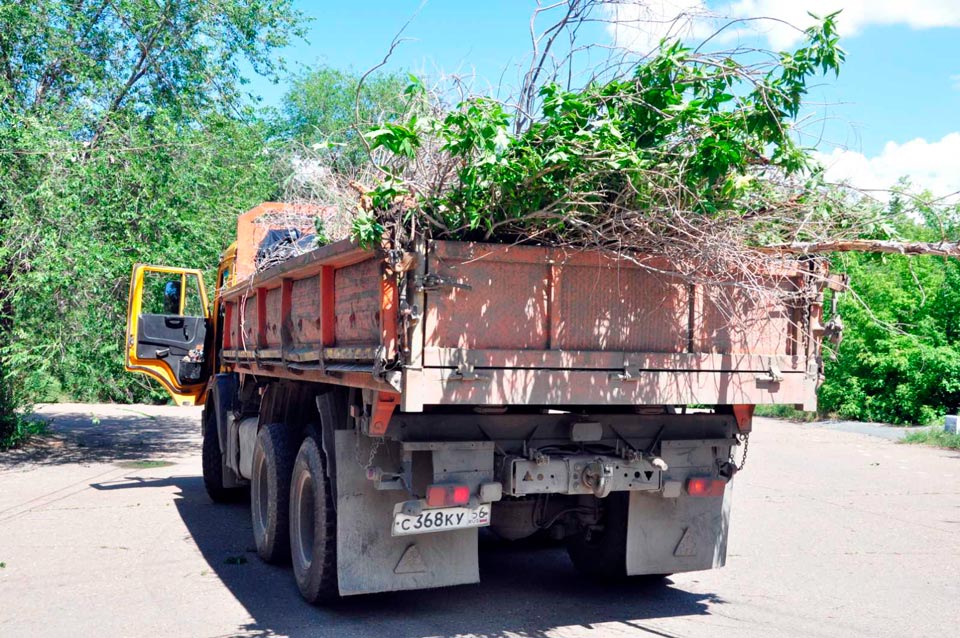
[625,484,733,575]
[626,438,734,575]
[334,430,479,595]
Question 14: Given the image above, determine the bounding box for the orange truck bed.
[219,235,824,415]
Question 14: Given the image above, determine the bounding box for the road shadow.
[0,407,200,469]
[92,474,722,638]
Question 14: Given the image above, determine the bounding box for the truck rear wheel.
[201,406,245,503]
[566,492,630,579]
[289,436,339,604]
[251,422,298,564]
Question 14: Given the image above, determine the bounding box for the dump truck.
[124,202,835,602]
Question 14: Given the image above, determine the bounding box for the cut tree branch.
[760,240,960,258]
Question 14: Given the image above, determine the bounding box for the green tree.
[275,65,407,173]
[819,195,960,424]
[0,0,305,445]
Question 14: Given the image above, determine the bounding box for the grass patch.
[753,405,818,422]
[903,428,960,450]
[0,414,49,450]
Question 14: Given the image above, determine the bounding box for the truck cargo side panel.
[242,291,257,349]
[425,260,550,350]
[555,264,689,352]
[334,259,381,346]
[290,275,322,347]
[264,287,282,348]
[698,278,797,355]
[334,430,479,595]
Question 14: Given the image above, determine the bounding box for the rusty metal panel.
[263,287,282,347]
[240,292,258,352]
[223,299,236,350]
[555,264,689,352]
[425,253,550,350]
[290,275,322,348]
[334,258,381,346]
[697,278,795,355]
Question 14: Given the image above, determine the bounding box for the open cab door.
[125,264,210,406]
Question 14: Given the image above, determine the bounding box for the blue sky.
[247,1,960,198]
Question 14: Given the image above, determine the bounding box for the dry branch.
[761,241,960,259]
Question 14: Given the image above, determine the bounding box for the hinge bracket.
[415,273,472,292]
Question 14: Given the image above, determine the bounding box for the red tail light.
[686,477,726,497]
[426,484,471,507]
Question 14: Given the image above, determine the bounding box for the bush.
[0,413,48,450]
[754,405,818,422]
[818,200,960,425]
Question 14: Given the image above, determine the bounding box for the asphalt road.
[1,404,958,638]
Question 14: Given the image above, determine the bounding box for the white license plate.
[392,504,491,536]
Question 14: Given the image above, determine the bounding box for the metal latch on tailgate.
[450,359,487,382]
[609,365,641,382]
[414,273,472,292]
[755,360,784,384]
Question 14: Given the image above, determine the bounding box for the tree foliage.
[354,13,852,279]
[0,0,304,443]
[276,65,407,174]
[820,195,960,425]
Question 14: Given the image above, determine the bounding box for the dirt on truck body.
[124,202,831,602]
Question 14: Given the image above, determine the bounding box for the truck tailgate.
[400,240,819,410]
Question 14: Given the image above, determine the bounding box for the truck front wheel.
[289,436,339,603]
[251,422,298,564]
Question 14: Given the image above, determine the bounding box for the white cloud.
[814,133,960,201]
[720,0,960,48]
[604,1,960,51]
[952,74,960,90]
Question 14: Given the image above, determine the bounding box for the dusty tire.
[566,492,630,580]
[289,436,339,604]
[251,422,298,564]
[202,406,245,504]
